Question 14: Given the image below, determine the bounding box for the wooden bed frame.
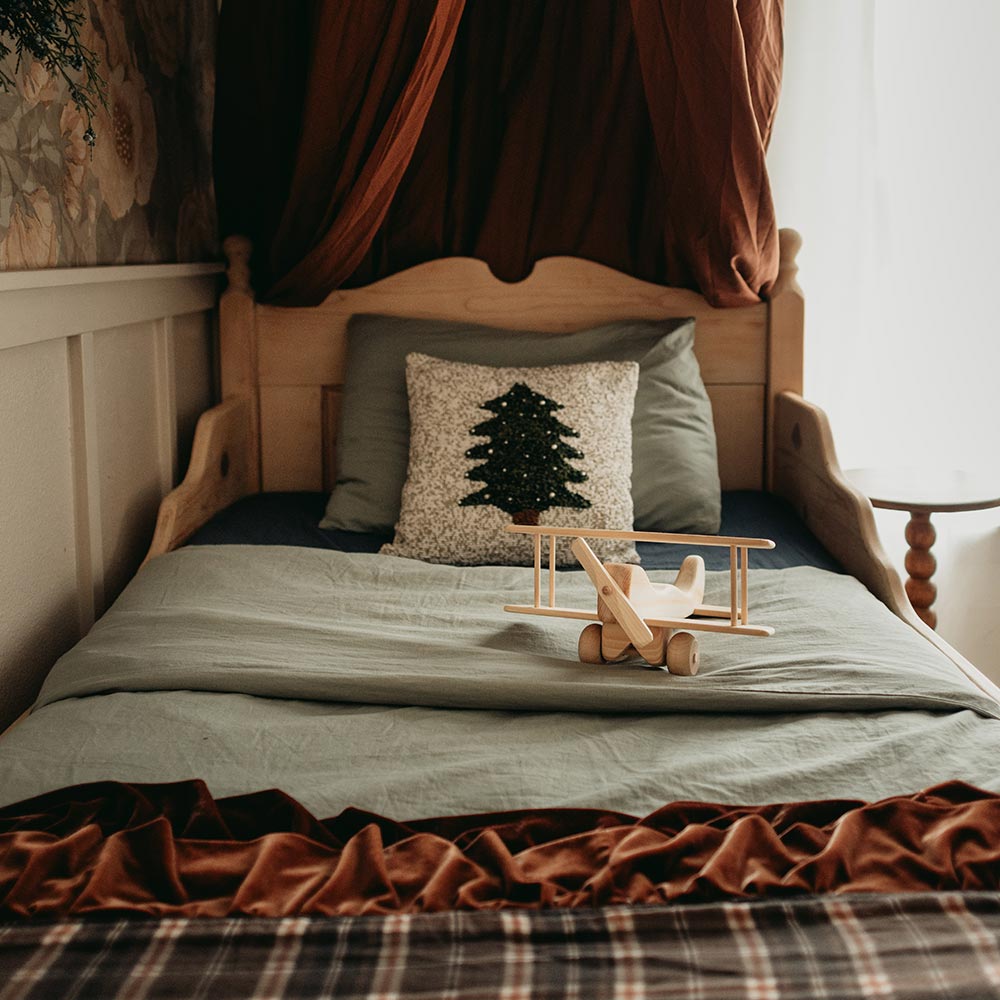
[146,229,1000,702]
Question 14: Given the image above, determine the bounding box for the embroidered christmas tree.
[459,382,591,525]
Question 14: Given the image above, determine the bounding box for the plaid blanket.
[1,893,999,1000]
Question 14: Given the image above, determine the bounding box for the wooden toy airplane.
[504,525,776,675]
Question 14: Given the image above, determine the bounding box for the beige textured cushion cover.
[381,354,640,566]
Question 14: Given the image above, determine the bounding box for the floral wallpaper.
[0,0,218,271]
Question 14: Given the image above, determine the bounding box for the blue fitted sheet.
[186,491,842,573]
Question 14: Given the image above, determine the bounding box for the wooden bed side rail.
[773,391,1000,703]
[143,397,256,562]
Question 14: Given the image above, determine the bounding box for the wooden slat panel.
[256,255,767,388]
[257,316,765,389]
[695,325,766,384]
[257,317,348,387]
[707,384,765,491]
[260,386,323,491]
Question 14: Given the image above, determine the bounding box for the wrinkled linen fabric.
[3,547,999,818]
[1,780,998,918]
[27,548,1000,719]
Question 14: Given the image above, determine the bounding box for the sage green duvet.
[1,546,997,815]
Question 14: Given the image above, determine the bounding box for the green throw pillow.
[321,315,720,535]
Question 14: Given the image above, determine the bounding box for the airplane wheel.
[666,632,699,676]
[578,623,605,664]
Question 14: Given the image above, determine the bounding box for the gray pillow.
[321,314,720,535]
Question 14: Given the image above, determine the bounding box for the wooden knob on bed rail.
[778,228,803,274]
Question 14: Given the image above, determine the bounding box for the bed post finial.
[223,235,253,294]
[777,228,803,282]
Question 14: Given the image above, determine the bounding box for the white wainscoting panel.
[0,263,221,729]
[0,339,80,725]
[94,322,179,605]
[173,311,215,477]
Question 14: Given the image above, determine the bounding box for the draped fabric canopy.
[215,0,783,308]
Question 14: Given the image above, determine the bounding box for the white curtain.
[768,0,1000,677]
[769,0,1000,470]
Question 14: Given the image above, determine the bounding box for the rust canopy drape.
[215,0,783,308]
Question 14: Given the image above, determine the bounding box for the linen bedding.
[1,543,998,817]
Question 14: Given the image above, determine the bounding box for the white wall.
[0,265,221,729]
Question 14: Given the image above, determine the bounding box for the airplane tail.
[672,555,706,605]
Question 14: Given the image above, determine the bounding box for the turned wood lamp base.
[847,468,1000,632]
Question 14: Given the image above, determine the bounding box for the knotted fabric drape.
[215,1,783,307]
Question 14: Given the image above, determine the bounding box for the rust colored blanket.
[1,781,998,918]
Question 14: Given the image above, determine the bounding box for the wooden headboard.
[219,230,804,496]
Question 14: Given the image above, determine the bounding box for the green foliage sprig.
[0,0,106,145]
